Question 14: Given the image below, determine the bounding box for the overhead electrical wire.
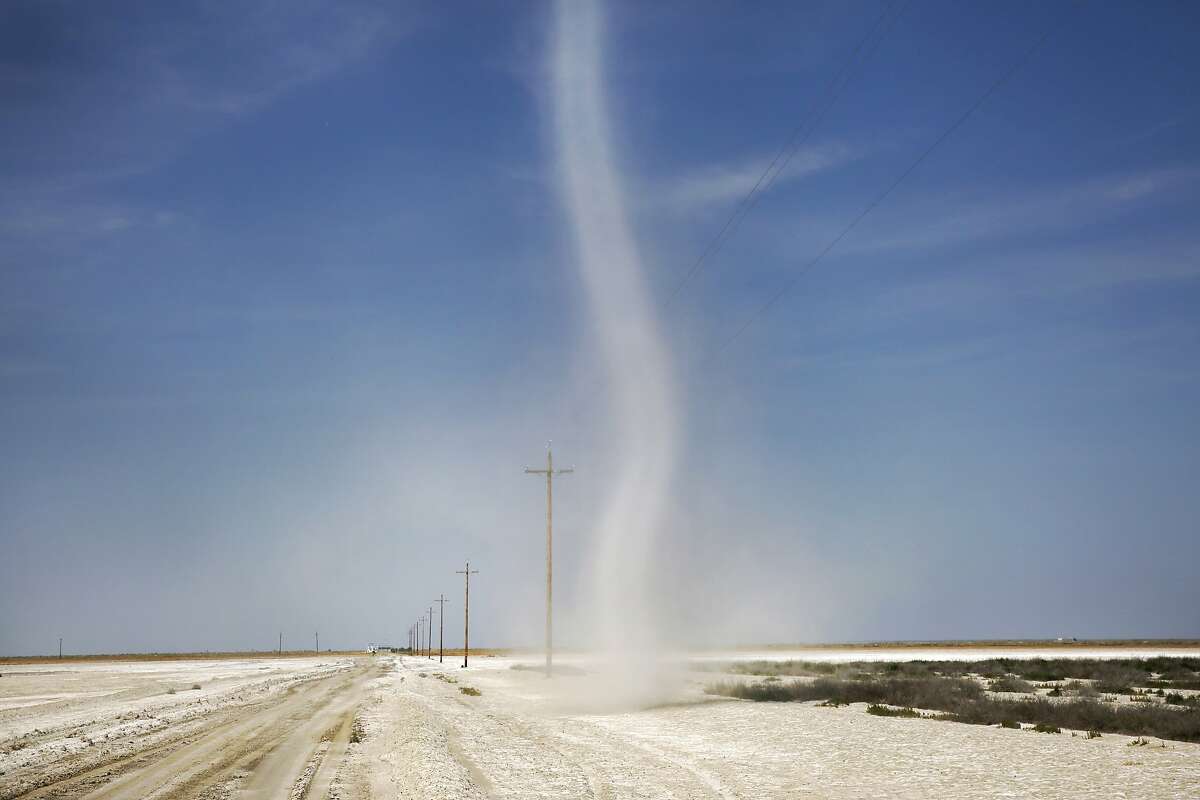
[664,0,912,308]
[702,8,1073,363]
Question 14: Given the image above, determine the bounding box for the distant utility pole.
[278,632,282,655]
[315,632,319,653]
[59,637,62,659]
[433,594,448,663]
[427,606,433,659]
[456,561,479,668]
[525,442,573,678]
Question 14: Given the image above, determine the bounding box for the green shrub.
[460,686,481,696]
[1032,723,1060,734]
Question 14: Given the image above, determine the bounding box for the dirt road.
[1,658,378,800]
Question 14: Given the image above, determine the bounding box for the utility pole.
[278,632,282,655]
[456,561,479,668]
[427,606,433,659]
[433,594,448,663]
[315,632,319,653]
[59,637,62,659]
[525,442,573,678]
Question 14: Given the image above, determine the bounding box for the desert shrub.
[1047,687,1063,697]
[708,675,984,708]
[1164,693,1200,709]
[1086,730,1102,739]
[724,658,1200,687]
[706,678,1200,742]
[1033,723,1061,734]
[989,676,1035,693]
[166,687,177,695]
[191,683,202,690]
[866,704,920,718]
[1066,681,1100,699]
[459,686,481,696]
[510,663,586,676]
[999,719,1021,729]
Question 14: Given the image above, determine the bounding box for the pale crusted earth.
[3,649,1199,798]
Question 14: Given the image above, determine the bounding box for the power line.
[705,9,1070,362]
[665,0,911,307]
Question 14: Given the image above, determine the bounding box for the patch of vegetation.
[988,676,1035,693]
[1164,693,1200,709]
[710,675,984,707]
[350,718,365,744]
[509,663,587,676]
[166,687,177,695]
[867,704,920,718]
[705,675,1200,742]
[1032,723,1061,734]
[1086,730,1102,739]
[459,686,481,696]
[191,683,202,690]
[1066,680,1099,699]
[434,673,458,684]
[999,719,1021,729]
[723,657,1200,690]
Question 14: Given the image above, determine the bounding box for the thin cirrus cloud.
[844,165,1200,255]
[644,140,859,216]
[1,1,415,243]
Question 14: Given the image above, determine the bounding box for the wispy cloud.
[848,166,1200,254]
[1,2,417,242]
[645,141,858,215]
[145,2,416,116]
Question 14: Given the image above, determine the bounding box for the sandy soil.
[3,649,1198,798]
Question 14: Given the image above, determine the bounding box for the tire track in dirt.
[7,661,377,800]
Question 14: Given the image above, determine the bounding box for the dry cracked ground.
[1,651,1198,799]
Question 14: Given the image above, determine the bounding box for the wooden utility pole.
[315,632,319,653]
[427,606,433,659]
[433,594,448,663]
[525,443,573,677]
[456,561,479,667]
[59,637,62,659]
[278,632,282,655]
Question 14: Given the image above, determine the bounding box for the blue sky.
[2,1,1198,655]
